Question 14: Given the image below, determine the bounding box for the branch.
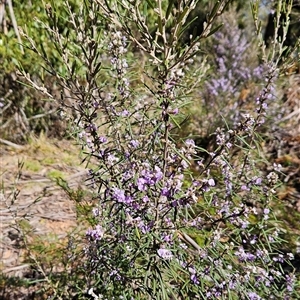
[7,0,24,54]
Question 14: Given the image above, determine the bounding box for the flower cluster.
[108,30,130,98]
[199,9,277,136]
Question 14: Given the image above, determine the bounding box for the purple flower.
[228,279,237,290]
[241,185,250,191]
[153,166,163,182]
[86,224,104,241]
[285,274,296,292]
[255,177,262,185]
[107,153,118,165]
[109,269,122,281]
[112,188,132,204]
[162,234,172,242]
[188,266,199,284]
[161,186,171,197]
[92,207,100,217]
[172,107,179,115]
[121,110,129,116]
[99,136,107,143]
[140,166,163,186]
[139,220,154,234]
[130,139,139,148]
[142,196,149,203]
[181,159,189,169]
[234,247,256,262]
[190,273,199,285]
[185,139,195,147]
[247,292,261,300]
[157,248,173,260]
[137,177,147,191]
[208,178,215,186]
[113,188,126,202]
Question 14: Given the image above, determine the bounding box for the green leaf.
[145,0,155,10]
[166,0,175,20]
[169,114,181,129]
[209,0,222,20]
[178,16,198,40]
[205,23,223,38]
[177,6,190,24]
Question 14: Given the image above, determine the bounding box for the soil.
[0,137,90,299]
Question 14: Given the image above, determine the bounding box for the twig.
[278,107,300,123]
[0,2,5,26]
[27,109,57,120]
[7,0,24,54]
[0,138,25,149]
[2,264,30,274]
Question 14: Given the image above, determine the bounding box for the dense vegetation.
[1,0,300,299]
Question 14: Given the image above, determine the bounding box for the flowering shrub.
[19,0,299,299]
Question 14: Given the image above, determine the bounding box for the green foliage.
[0,0,80,141]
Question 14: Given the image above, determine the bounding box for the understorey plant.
[19,0,299,299]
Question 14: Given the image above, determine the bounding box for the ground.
[0,136,90,299]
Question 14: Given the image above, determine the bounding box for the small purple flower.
[273,254,284,263]
[161,186,171,197]
[92,101,99,108]
[86,224,104,241]
[171,200,178,207]
[142,196,149,203]
[113,188,126,203]
[181,159,189,169]
[247,292,261,300]
[130,139,139,148]
[188,266,199,284]
[285,274,296,292]
[208,178,215,186]
[185,139,195,148]
[86,123,97,132]
[172,107,179,115]
[241,185,250,191]
[109,269,122,281]
[190,273,199,285]
[228,279,237,290]
[153,166,163,182]
[92,207,100,217]
[121,110,129,117]
[157,248,173,260]
[139,220,154,234]
[255,177,262,185]
[99,136,107,143]
[137,177,147,191]
[162,234,172,243]
[107,153,118,164]
[234,247,256,262]
[241,220,249,228]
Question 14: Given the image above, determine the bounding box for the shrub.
[0,0,79,141]
[18,0,299,299]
